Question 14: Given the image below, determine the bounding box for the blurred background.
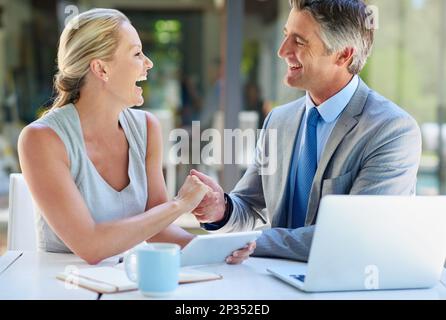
[0,0,445,254]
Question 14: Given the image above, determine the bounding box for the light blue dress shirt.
[287,75,359,226]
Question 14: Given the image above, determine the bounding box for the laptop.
[267,195,446,292]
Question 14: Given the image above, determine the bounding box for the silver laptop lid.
[304,195,446,292]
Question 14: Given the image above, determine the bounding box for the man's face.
[278,9,339,92]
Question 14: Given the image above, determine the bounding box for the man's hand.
[226,242,256,264]
[190,169,226,223]
[175,175,212,213]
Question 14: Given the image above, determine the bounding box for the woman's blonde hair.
[48,8,130,112]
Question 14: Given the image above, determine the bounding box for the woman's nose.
[145,55,154,70]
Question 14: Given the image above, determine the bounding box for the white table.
[0,251,119,300]
[2,251,446,300]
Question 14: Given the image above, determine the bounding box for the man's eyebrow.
[283,27,309,43]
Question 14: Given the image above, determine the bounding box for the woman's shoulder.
[130,110,162,158]
[123,108,162,138]
[19,121,65,152]
[123,108,158,125]
[18,121,68,167]
[143,111,163,140]
[119,108,161,162]
[143,110,161,130]
[22,104,74,145]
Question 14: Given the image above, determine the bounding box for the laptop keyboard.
[290,274,306,283]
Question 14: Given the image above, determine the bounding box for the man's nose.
[278,36,291,59]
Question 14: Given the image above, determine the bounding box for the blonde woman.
[18,8,255,265]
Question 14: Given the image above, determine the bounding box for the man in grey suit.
[191,0,422,262]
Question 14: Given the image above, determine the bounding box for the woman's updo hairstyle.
[49,8,130,112]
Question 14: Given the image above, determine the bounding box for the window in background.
[366,0,446,195]
[121,10,204,125]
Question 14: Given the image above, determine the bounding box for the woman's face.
[106,21,153,107]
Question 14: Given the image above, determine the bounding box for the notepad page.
[57,272,124,294]
[73,267,136,291]
[114,262,222,283]
[57,265,222,294]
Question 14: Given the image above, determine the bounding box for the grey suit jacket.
[211,79,422,262]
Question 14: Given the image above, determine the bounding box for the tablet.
[181,231,262,267]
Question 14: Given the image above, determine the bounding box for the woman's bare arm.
[18,123,207,265]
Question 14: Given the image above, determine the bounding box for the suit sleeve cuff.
[201,193,233,231]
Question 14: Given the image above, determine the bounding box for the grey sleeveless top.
[33,103,148,253]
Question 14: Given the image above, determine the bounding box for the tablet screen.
[181,231,262,267]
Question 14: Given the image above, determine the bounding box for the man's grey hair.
[289,0,375,74]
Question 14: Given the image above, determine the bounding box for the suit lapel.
[305,79,371,225]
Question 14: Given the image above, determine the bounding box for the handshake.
[174,169,256,264]
[175,169,226,223]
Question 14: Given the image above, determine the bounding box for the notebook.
[56,265,222,294]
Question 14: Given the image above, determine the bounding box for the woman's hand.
[175,175,212,213]
[226,242,256,264]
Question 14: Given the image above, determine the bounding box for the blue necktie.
[292,107,320,228]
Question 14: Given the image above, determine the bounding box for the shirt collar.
[305,75,359,123]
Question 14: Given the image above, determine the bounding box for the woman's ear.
[336,47,355,68]
[90,59,109,82]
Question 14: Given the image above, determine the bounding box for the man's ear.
[336,47,355,68]
[90,59,109,82]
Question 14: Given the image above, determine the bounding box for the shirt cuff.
[202,193,233,231]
